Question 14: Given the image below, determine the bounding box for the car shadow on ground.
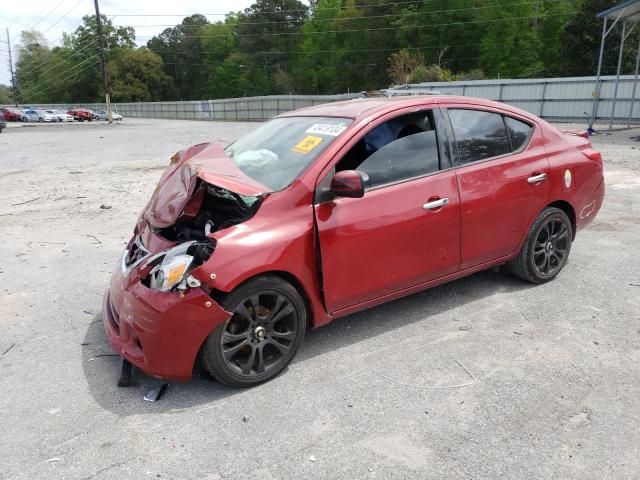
[81,269,534,415]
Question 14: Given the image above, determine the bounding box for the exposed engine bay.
[158,180,262,243]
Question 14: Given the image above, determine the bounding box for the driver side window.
[336,110,440,188]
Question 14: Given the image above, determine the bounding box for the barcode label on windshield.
[305,124,347,137]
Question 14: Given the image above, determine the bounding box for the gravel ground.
[0,119,639,480]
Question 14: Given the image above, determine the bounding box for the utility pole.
[93,0,112,123]
[6,29,18,107]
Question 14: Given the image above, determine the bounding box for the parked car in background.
[35,110,59,122]
[22,109,39,122]
[0,107,27,122]
[102,96,605,387]
[67,108,94,122]
[95,110,123,121]
[52,110,74,122]
[0,111,6,133]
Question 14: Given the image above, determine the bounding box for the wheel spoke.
[271,329,296,342]
[241,346,257,375]
[249,295,260,317]
[222,331,249,345]
[223,337,251,360]
[235,303,254,323]
[269,303,294,326]
[267,338,291,355]
[264,295,285,323]
[255,345,265,373]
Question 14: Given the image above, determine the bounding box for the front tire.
[201,276,307,387]
[507,207,572,283]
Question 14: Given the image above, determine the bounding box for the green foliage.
[109,48,177,102]
[0,84,13,104]
[12,0,631,102]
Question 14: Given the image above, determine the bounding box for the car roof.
[277,95,536,122]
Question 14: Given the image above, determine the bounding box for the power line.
[21,57,100,100]
[19,54,99,94]
[43,0,85,34]
[108,0,470,17]
[30,0,66,30]
[16,38,98,79]
[126,1,547,29]
[145,11,576,40]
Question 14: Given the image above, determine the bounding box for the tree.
[147,14,210,100]
[0,84,12,104]
[108,48,177,102]
[387,49,423,85]
[557,0,640,76]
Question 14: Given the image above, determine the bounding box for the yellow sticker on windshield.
[292,135,323,154]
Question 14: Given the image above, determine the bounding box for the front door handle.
[423,197,449,210]
[527,172,547,184]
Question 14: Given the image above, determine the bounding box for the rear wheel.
[507,207,572,283]
[201,276,307,387]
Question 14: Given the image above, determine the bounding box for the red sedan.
[0,107,26,122]
[103,96,604,387]
[67,108,94,121]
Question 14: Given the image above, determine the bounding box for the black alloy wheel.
[508,207,573,283]
[202,276,306,387]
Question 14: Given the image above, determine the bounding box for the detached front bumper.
[102,255,231,381]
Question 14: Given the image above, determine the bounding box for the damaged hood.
[142,142,268,229]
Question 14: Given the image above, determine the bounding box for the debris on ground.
[99,204,112,210]
[86,234,102,244]
[2,343,16,355]
[308,455,316,462]
[242,415,249,422]
[11,197,41,207]
[144,384,169,402]
[458,325,472,331]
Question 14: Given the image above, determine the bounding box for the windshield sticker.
[292,136,323,154]
[305,123,347,137]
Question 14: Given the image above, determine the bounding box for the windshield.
[225,116,352,191]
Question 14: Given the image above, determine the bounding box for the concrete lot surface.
[0,119,639,479]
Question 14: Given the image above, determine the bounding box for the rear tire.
[507,207,572,283]
[201,276,307,387]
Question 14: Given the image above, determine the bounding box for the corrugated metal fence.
[17,93,364,122]
[10,75,639,125]
[386,75,640,125]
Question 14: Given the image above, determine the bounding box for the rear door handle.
[527,173,547,184]
[423,197,449,210]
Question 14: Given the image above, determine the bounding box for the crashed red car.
[67,108,94,121]
[103,96,604,387]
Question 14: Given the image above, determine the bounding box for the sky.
[0,0,260,85]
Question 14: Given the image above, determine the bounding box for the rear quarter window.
[505,116,533,151]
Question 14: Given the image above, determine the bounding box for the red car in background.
[0,107,27,122]
[67,108,95,121]
[103,96,604,387]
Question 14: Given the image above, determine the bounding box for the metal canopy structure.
[591,0,640,129]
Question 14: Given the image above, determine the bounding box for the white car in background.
[51,110,73,122]
[95,110,123,121]
[35,110,59,122]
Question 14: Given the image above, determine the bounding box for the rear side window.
[505,116,532,151]
[449,109,510,164]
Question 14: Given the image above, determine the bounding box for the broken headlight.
[145,241,212,292]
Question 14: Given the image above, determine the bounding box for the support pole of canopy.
[609,22,627,130]
[627,37,640,127]
[591,17,608,129]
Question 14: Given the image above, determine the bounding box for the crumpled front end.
[102,142,268,380]
[103,237,231,381]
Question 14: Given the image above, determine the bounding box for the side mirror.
[330,170,366,198]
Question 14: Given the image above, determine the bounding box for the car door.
[445,107,550,269]
[314,109,461,314]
